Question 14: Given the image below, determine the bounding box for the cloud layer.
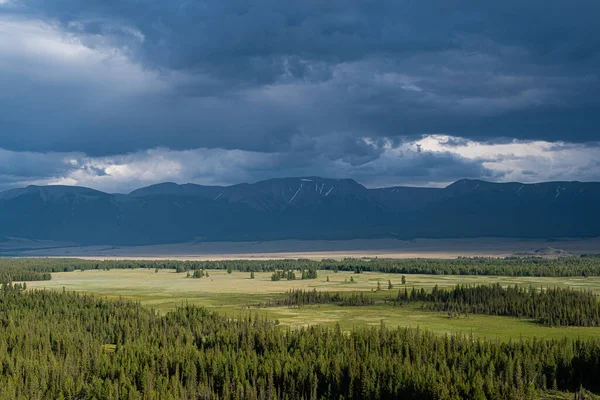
[1,135,598,193]
[0,0,599,190]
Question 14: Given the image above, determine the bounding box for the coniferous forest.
[4,256,600,281]
[399,284,600,327]
[2,286,600,399]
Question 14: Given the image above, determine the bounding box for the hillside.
[0,178,598,245]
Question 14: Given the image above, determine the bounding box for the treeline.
[397,284,600,327]
[0,263,51,284]
[260,289,374,307]
[321,256,600,277]
[2,289,600,399]
[5,256,600,278]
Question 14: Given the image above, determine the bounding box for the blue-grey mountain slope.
[0,178,598,245]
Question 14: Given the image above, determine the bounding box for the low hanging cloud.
[1,135,598,193]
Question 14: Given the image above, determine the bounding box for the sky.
[0,0,599,193]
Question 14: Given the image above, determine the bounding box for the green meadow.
[27,268,600,341]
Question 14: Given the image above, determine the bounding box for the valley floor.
[27,268,600,341]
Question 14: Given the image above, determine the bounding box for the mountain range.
[0,177,599,245]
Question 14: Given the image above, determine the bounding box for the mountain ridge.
[0,177,598,245]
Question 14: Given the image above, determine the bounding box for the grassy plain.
[26,268,600,341]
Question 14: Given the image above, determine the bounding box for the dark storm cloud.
[0,149,73,179]
[0,0,599,190]
[19,0,600,68]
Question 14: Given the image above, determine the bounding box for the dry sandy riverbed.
[7,237,600,260]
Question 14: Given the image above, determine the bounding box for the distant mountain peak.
[0,184,109,201]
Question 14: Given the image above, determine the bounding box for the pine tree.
[193,270,205,279]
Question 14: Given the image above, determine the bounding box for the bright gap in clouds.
[413,135,600,186]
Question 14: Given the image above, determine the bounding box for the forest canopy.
[1,287,600,399]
